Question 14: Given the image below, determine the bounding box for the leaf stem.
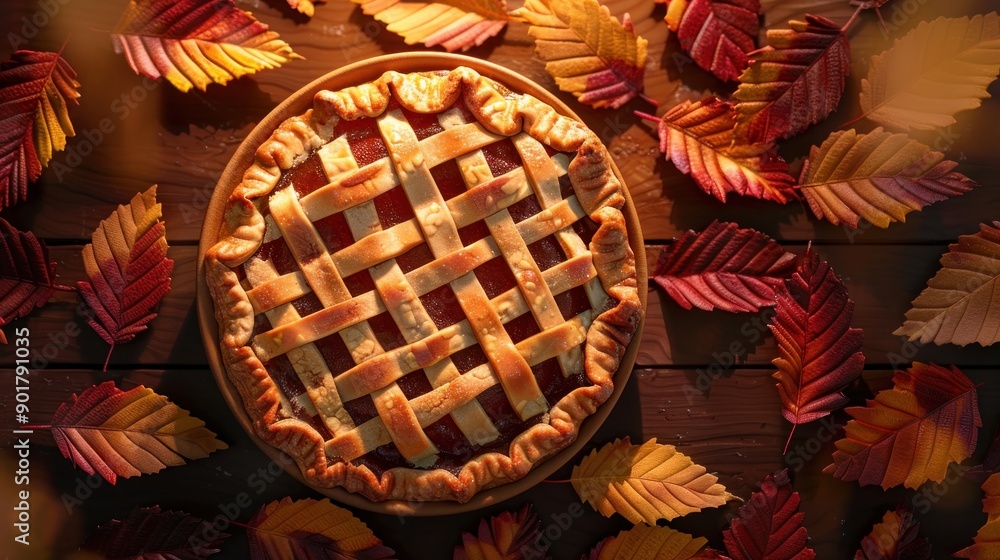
[541,479,571,484]
[638,93,660,108]
[783,422,798,455]
[634,110,661,124]
[841,5,864,33]
[20,424,50,430]
[103,343,114,372]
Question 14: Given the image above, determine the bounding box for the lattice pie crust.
[205,67,641,502]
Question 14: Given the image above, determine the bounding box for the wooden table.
[2,0,999,558]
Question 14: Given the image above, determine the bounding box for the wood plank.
[636,367,1000,560]
[4,0,997,245]
[3,366,995,559]
[641,244,1000,367]
[10,243,998,368]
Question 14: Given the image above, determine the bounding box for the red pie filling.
[248,99,610,476]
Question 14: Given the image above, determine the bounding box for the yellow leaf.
[111,0,300,93]
[247,498,395,558]
[956,473,1000,559]
[571,437,737,525]
[351,0,508,52]
[512,0,648,109]
[860,12,1000,131]
[591,525,714,560]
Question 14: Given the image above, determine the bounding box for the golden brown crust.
[204,66,641,502]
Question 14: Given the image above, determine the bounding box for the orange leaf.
[247,498,395,559]
[454,505,547,560]
[668,0,760,81]
[825,362,981,490]
[351,0,508,52]
[0,49,80,211]
[654,97,796,203]
[799,128,976,229]
[956,473,1000,558]
[587,525,722,560]
[571,437,737,525]
[859,13,1000,131]
[854,505,930,560]
[111,0,300,92]
[894,222,1000,347]
[77,185,173,370]
[770,248,864,453]
[512,0,647,109]
[286,0,318,17]
[39,381,227,484]
[734,15,850,143]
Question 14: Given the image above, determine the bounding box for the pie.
[204,66,642,502]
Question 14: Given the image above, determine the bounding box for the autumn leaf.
[734,15,850,143]
[247,497,396,560]
[825,362,981,490]
[25,381,226,484]
[454,505,547,560]
[571,437,737,525]
[287,0,317,17]
[0,217,73,340]
[111,0,300,93]
[967,424,1000,483]
[586,525,725,560]
[511,0,647,109]
[894,222,1000,347]
[798,128,976,229]
[854,505,930,560]
[651,220,797,313]
[0,48,80,211]
[351,0,507,53]
[652,97,797,203]
[770,248,864,453]
[858,12,1000,131]
[77,185,173,370]
[667,0,760,82]
[723,470,815,560]
[80,506,227,559]
[956,474,1000,559]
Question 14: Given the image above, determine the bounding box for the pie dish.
[202,61,642,503]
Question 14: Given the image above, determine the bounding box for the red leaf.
[652,220,797,312]
[77,186,173,370]
[825,363,981,489]
[654,98,797,203]
[455,505,549,560]
[769,248,864,452]
[0,217,70,337]
[81,506,226,559]
[0,49,81,210]
[671,0,760,81]
[734,15,851,143]
[854,505,931,560]
[723,470,816,560]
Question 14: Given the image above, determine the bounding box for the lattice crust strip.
[204,66,641,503]
[247,106,602,464]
